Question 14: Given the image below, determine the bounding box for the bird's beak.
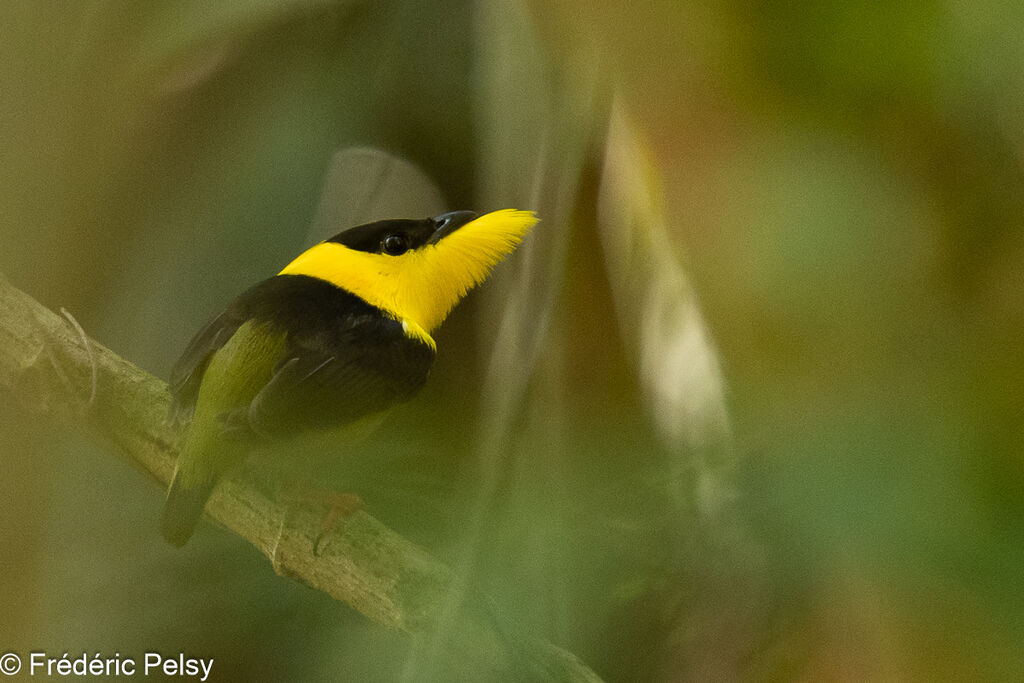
[428,211,478,245]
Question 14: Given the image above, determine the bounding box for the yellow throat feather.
[278,209,537,343]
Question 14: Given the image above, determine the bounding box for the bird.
[162,208,537,546]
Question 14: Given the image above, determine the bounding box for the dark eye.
[381,233,409,255]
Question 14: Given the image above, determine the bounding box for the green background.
[1,1,1022,680]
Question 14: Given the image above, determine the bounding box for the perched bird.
[162,209,537,546]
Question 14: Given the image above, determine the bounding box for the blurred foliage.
[1,0,1023,681]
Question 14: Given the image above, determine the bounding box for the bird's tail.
[161,469,218,547]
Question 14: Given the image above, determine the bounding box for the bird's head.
[279,209,537,338]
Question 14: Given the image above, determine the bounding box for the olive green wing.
[168,308,246,426]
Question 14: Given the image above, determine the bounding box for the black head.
[326,211,478,257]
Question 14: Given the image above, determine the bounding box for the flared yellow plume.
[279,209,537,343]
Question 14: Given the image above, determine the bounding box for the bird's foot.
[280,487,364,556]
[313,492,364,555]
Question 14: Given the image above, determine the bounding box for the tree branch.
[0,272,602,682]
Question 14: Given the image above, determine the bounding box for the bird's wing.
[241,313,435,438]
[170,274,435,435]
[168,274,299,425]
[168,274,323,425]
[168,308,246,425]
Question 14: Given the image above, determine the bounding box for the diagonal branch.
[0,272,602,682]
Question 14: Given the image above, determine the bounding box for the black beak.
[428,211,478,244]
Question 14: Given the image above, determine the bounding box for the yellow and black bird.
[162,209,537,546]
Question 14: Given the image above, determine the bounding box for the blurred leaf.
[305,147,446,246]
[597,100,733,516]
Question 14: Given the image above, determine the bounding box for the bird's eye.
[381,234,409,255]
